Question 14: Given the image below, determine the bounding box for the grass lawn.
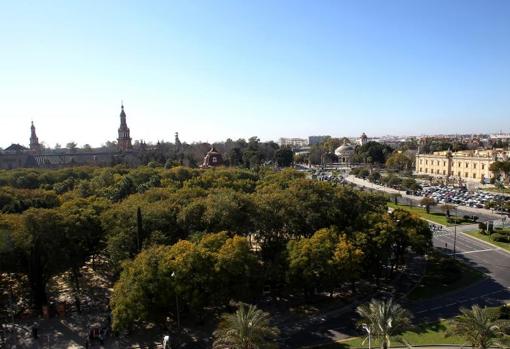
[407,252,484,301]
[307,319,465,348]
[308,302,510,349]
[387,202,474,227]
[387,202,449,226]
[483,187,510,194]
[465,230,510,253]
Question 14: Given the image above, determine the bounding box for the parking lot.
[416,185,510,211]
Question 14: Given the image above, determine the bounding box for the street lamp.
[171,272,181,331]
[362,323,371,349]
[452,206,458,260]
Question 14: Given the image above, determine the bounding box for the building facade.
[334,141,355,164]
[415,149,509,182]
[201,146,223,167]
[1,104,139,169]
[308,135,329,145]
[358,132,368,146]
[279,137,308,148]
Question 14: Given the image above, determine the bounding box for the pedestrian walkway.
[345,175,502,220]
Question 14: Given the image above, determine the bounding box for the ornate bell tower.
[29,121,41,152]
[117,103,132,151]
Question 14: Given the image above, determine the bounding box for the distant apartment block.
[308,135,330,145]
[279,137,308,148]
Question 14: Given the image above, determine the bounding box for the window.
[425,168,428,173]
[420,159,422,164]
[437,160,439,165]
[465,172,468,178]
[465,163,469,168]
[443,170,446,175]
[419,167,422,172]
[473,173,476,178]
[458,171,461,176]
[443,161,446,166]
[474,163,477,169]
[436,169,439,174]
[425,160,428,165]
[482,164,485,170]
[212,157,218,163]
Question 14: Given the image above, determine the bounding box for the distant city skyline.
[1,1,509,147]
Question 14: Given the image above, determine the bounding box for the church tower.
[117,104,132,151]
[29,121,41,151]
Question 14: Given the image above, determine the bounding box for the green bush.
[491,233,509,243]
[499,304,510,319]
[442,262,461,281]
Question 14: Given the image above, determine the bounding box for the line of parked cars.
[416,185,510,211]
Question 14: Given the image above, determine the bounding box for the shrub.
[440,258,461,283]
[499,304,510,320]
[491,233,509,243]
[368,172,381,183]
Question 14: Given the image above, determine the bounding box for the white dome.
[334,143,354,156]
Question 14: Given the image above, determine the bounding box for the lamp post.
[171,272,181,331]
[362,323,371,349]
[453,207,458,260]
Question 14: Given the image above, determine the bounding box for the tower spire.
[117,103,132,151]
[30,121,40,152]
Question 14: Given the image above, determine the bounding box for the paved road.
[345,175,504,222]
[284,179,510,348]
[285,229,510,348]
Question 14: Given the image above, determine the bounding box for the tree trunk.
[29,250,47,311]
[136,207,143,252]
[29,271,47,311]
[71,266,81,313]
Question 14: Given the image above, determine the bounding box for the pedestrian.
[99,326,106,345]
[31,322,38,339]
[163,335,170,349]
[106,313,112,328]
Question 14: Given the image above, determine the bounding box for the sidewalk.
[345,175,502,219]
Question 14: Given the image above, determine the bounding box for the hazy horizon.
[1,0,509,147]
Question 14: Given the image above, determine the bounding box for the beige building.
[415,149,509,183]
[279,137,308,148]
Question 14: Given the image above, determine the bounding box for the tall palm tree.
[448,305,509,349]
[213,303,280,349]
[356,298,412,349]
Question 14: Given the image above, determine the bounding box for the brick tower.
[29,121,41,152]
[117,104,132,151]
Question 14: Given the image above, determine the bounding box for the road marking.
[454,248,497,255]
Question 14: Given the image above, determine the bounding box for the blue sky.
[0,0,509,147]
